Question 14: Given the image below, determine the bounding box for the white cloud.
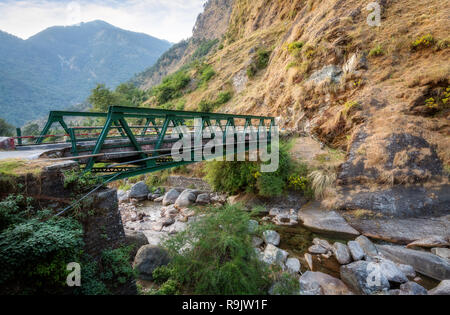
[0,0,206,42]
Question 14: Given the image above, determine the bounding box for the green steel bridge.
[13,106,276,182]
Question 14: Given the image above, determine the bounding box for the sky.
[0,0,207,42]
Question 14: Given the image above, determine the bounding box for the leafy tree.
[89,84,121,112]
[0,118,14,137]
[22,123,40,137]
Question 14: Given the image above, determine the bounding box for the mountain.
[132,0,449,215]
[131,0,234,89]
[0,20,171,126]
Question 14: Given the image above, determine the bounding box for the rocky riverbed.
[118,180,449,295]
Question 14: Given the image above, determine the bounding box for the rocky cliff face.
[136,0,450,215]
[193,0,234,40]
[133,0,234,89]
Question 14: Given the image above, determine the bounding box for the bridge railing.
[24,106,275,181]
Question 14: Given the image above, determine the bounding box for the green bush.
[100,246,136,286]
[256,49,272,69]
[287,41,304,57]
[64,170,104,194]
[204,142,299,197]
[192,39,220,59]
[200,64,216,85]
[0,118,15,137]
[411,34,435,50]
[216,91,232,105]
[152,71,191,105]
[368,44,384,57]
[198,99,216,112]
[198,91,233,112]
[0,194,34,231]
[0,215,83,293]
[153,204,271,295]
[247,48,271,79]
[247,64,257,78]
[270,273,300,295]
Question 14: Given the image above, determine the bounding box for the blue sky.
[0,0,206,42]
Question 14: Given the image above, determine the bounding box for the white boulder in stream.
[262,244,288,267]
[376,244,450,281]
[263,230,281,246]
[175,190,197,208]
[299,271,353,295]
[129,181,150,201]
[298,202,360,238]
[379,259,408,284]
[340,260,390,295]
[162,189,181,206]
[429,280,450,295]
[286,258,301,274]
[355,235,378,257]
[347,241,365,261]
[333,242,352,265]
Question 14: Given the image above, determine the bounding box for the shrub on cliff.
[204,142,305,197]
[152,204,271,295]
[0,213,83,294]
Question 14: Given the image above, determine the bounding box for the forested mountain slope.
[0,20,171,126]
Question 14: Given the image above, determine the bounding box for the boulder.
[355,235,378,257]
[124,229,148,249]
[298,202,360,238]
[429,280,450,295]
[252,237,264,248]
[300,271,354,295]
[154,196,164,203]
[397,264,416,278]
[129,181,150,201]
[406,236,450,249]
[248,220,259,234]
[262,244,288,267]
[379,259,408,284]
[309,245,328,255]
[333,242,352,265]
[345,215,450,245]
[161,217,175,227]
[340,261,390,295]
[313,238,333,251]
[174,190,197,208]
[148,193,161,201]
[162,189,181,206]
[286,258,301,274]
[263,230,281,246]
[431,247,450,260]
[133,245,171,281]
[348,241,365,261]
[269,208,281,217]
[376,244,450,281]
[117,190,129,203]
[304,253,314,271]
[398,282,428,295]
[196,193,211,205]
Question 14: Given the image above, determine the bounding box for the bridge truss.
[20,106,276,182]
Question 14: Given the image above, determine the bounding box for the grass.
[343,101,361,116]
[308,169,336,200]
[0,159,46,177]
[368,44,384,57]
